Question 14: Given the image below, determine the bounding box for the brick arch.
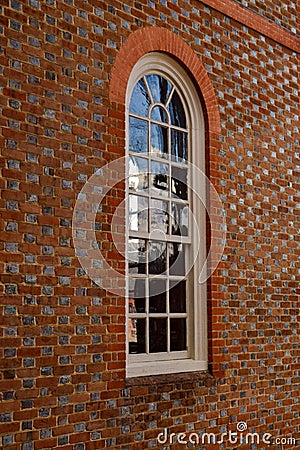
[109,27,221,134]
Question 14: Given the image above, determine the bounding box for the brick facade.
[0,0,299,449]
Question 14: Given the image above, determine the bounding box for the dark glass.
[171,202,188,236]
[170,280,186,313]
[128,155,148,193]
[128,278,146,311]
[151,123,168,158]
[171,129,188,163]
[149,241,167,274]
[129,318,146,354]
[129,117,148,153]
[150,106,168,123]
[146,74,172,104]
[168,90,186,128]
[171,167,188,200]
[129,78,151,117]
[150,161,168,196]
[149,279,166,313]
[128,239,146,274]
[169,243,185,276]
[150,199,169,234]
[129,195,148,232]
[149,318,167,353]
[170,318,186,351]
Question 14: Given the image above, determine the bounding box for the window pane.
[129,195,148,232]
[128,279,146,312]
[150,199,169,234]
[128,156,148,193]
[170,318,186,351]
[171,129,188,163]
[168,90,186,128]
[146,74,172,104]
[129,117,148,153]
[171,202,188,236]
[128,239,146,274]
[149,318,167,353]
[150,123,168,158]
[169,243,185,276]
[171,167,188,200]
[129,318,146,354]
[129,78,151,117]
[170,280,186,313]
[150,106,168,123]
[149,279,166,313]
[151,161,168,196]
[149,241,167,274]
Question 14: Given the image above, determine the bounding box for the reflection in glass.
[149,241,167,274]
[171,167,188,200]
[151,161,168,196]
[128,156,148,193]
[128,279,146,312]
[171,202,188,236]
[168,90,186,128]
[129,78,151,117]
[149,318,167,353]
[128,239,146,274]
[149,279,166,313]
[129,318,146,354]
[150,199,169,234]
[169,243,185,276]
[151,123,168,158]
[170,280,186,312]
[129,195,148,232]
[150,106,168,123]
[129,117,148,153]
[171,129,188,163]
[146,74,172,104]
[170,318,186,351]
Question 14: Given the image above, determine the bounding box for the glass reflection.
[168,90,186,128]
[151,123,168,158]
[150,199,169,234]
[149,318,167,353]
[170,280,186,312]
[171,167,188,200]
[169,243,185,276]
[128,238,146,274]
[149,240,167,274]
[129,195,148,232]
[129,78,151,117]
[128,156,148,193]
[129,117,148,153]
[150,106,168,123]
[171,129,188,163]
[146,74,172,104]
[129,318,146,354]
[151,161,168,196]
[170,318,186,351]
[128,278,146,312]
[149,279,166,313]
[171,202,188,236]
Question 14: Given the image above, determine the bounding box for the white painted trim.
[127,359,208,378]
[126,52,207,378]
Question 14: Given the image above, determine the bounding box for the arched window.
[126,53,207,377]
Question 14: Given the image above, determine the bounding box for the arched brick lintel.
[109,27,221,135]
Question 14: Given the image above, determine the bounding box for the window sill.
[126,359,207,378]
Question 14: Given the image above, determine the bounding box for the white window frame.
[126,53,207,378]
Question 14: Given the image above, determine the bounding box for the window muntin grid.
[127,73,190,359]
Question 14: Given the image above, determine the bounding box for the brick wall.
[0,0,299,449]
